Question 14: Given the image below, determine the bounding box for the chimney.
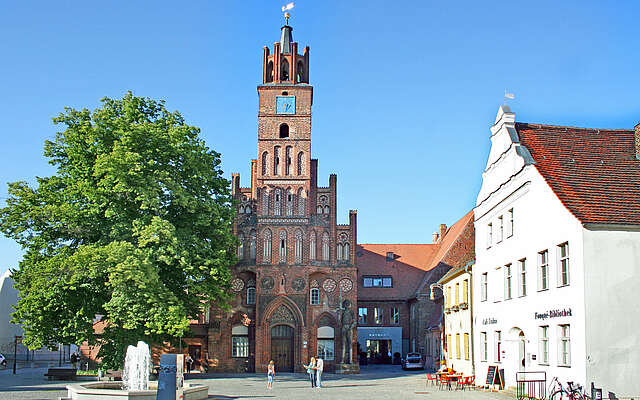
[432,232,439,244]
[439,224,448,241]
[635,121,640,160]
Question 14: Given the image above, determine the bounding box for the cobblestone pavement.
[0,364,514,400]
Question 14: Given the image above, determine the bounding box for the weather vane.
[504,89,515,105]
[282,2,294,24]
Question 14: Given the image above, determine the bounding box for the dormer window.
[386,252,394,261]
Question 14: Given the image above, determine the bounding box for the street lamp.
[429,283,444,301]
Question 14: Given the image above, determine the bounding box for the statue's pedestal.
[335,363,360,374]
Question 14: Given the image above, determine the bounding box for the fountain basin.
[65,381,208,400]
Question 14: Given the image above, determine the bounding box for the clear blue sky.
[1,1,639,275]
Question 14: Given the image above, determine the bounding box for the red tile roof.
[517,123,640,226]
[356,244,438,301]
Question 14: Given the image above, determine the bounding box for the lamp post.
[13,336,21,374]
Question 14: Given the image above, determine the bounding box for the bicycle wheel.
[550,390,566,400]
[570,391,585,400]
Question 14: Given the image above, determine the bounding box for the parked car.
[0,353,7,367]
[401,352,424,370]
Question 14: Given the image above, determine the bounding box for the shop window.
[358,307,367,324]
[232,325,249,358]
[317,326,334,361]
[374,307,383,324]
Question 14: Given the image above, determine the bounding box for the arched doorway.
[271,325,294,372]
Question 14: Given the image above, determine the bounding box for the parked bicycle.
[549,377,590,400]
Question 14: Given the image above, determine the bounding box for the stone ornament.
[291,277,306,292]
[322,278,336,293]
[310,279,319,288]
[261,276,275,290]
[270,305,294,323]
[231,278,244,292]
[339,278,353,293]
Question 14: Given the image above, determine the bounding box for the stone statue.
[340,299,356,364]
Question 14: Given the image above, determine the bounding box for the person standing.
[315,357,324,388]
[302,357,316,388]
[185,354,194,373]
[267,360,275,390]
[70,352,79,369]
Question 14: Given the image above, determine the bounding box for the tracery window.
[273,146,280,175]
[286,189,293,216]
[263,229,272,263]
[273,188,282,216]
[294,229,303,263]
[309,231,316,261]
[261,189,269,215]
[279,230,287,263]
[261,151,268,176]
[297,188,305,215]
[322,232,330,261]
[237,233,245,259]
[285,146,292,175]
[337,233,349,262]
[249,230,256,260]
[297,152,304,175]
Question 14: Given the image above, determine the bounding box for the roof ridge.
[518,122,633,132]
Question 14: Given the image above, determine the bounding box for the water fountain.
[64,341,207,400]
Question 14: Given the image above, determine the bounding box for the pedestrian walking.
[267,360,275,390]
[315,357,324,388]
[185,354,194,373]
[302,357,317,388]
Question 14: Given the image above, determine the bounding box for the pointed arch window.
[337,233,349,262]
[296,61,305,83]
[297,188,305,215]
[238,233,245,259]
[261,189,269,215]
[322,232,330,261]
[274,146,280,175]
[246,286,256,305]
[279,230,287,263]
[294,229,303,264]
[263,229,272,263]
[285,146,292,173]
[249,229,257,260]
[281,58,290,81]
[266,61,274,83]
[274,188,282,216]
[297,152,304,175]
[310,231,317,261]
[286,189,293,216]
[261,151,268,176]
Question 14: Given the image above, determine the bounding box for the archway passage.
[271,325,294,372]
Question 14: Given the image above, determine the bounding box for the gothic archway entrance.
[271,325,294,372]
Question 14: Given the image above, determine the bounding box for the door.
[518,331,526,372]
[188,345,201,370]
[271,325,294,372]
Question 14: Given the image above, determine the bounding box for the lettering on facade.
[534,308,572,320]
[482,318,498,325]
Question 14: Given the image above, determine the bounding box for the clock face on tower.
[276,96,296,114]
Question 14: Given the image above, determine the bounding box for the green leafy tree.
[0,92,236,368]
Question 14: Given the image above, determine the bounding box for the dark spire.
[280,23,293,54]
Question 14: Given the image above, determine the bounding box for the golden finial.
[284,12,290,25]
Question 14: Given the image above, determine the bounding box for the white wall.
[583,228,640,397]
[442,269,474,376]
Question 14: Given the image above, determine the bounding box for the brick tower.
[189,18,359,374]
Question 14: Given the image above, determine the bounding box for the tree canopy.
[0,92,236,368]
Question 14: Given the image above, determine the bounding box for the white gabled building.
[473,106,640,397]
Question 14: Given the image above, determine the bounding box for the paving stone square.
[0,365,514,400]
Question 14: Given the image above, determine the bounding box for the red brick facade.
[190,22,358,374]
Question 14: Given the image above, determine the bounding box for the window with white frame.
[558,242,570,287]
[558,324,571,366]
[487,223,493,248]
[481,272,488,302]
[519,258,527,297]
[358,307,367,324]
[464,333,470,360]
[497,216,504,243]
[539,326,549,365]
[317,326,335,361]
[481,332,487,362]
[392,307,399,324]
[494,331,502,362]
[310,288,320,305]
[455,333,461,359]
[232,325,249,357]
[246,286,256,305]
[504,264,512,300]
[506,208,514,237]
[455,283,460,305]
[538,250,549,291]
[463,279,469,303]
[374,307,383,324]
[446,286,451,308]
[447,334,452,359]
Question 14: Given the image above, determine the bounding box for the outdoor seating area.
[426,371,476,391]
